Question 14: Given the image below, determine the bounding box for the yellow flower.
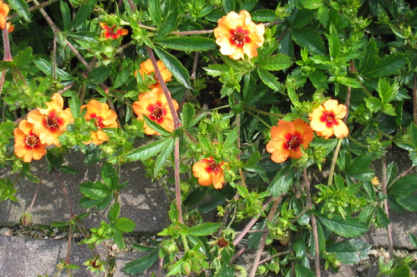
[309,99,349,139]
[214,10,265,60]
[193,157,227,189]
[14,120,46,163]
[99,23,128,39]
[266,119,313,164]
[135,59,172,89]
[27,93,74,147]
[132,88,179,135]
[82,100,118,145]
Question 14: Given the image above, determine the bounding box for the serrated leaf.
[188,222,222,236]
[251,9,276,22]
[181,103,195,126]
[408,233,417,249]
[154,138,174,177]
[345,155,375,182]
[13,47,33,69]
[327,239,372,264]
[101,162,118,189]
[68,91,81,118]
[124,138,173,162]
[79,181,112,200]
[88,66,112,84]
[376,206,390,228]
[291,29,325,55]
[33,58,73,80]
[222,0,235,13]
[108,202,121,221]
[123,250,159,275]
[116,217,136,232]
[156,37,217,51]
[9,0,30,22]
[295,263,315,277]
[365,97,382,113]
[303,0,324,9]
[378,77,399,103]
[268,166,293,197]
[154,47,192,89]
[259,54,292,71]
[156,3,181,38]
[242,151,261,168]
[258,68,281,91]
[317,214,368,238]
[223,127,239,149]
[70,0,96,29]
[309,70,328,89]
[183,186,209,207]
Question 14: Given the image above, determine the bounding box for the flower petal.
[333,120,349,138]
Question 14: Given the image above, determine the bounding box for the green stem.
[376,128,393,140]
[348,135,367,148]
[245,110,271,129]
[243,105,285,117]
[181,234,189,252]
[328,139,342,186]
[210,104,230,111]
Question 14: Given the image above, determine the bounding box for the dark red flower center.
[230,27,251,48]
[217,238,228,248]
[284,132,303,151]
[205,159,222,174]
[43,110,62,132]
[25,134,40,148]
[90,114,104,129]
[320,110,339,128]
[147,102,166,123]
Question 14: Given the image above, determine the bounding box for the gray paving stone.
[113,252,164,277]
[0,236,107,277]
[322,264,359,277]
[0,148,169,233]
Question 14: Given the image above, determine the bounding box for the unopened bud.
[20,212,32,227]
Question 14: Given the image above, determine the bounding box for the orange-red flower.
[132,88,178,135]
[135,59,172,89]
[309,99,349,139]
[82,100,118,145]
[14,120,46,163]
[27,93,74,147]
[0,1,10,30]
[266,119,313,163]
[193,157,227,189]
[99,23,128,40]
[214,10,265,60]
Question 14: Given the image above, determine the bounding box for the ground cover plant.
[1,0,417,276]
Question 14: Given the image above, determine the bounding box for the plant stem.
[0,69,7,98]
[2,28,12,61]
[245,110,271,129]
[233,198,273,247]
[311,214,321,277]
[53,167,74,217]
[348,135,367,148]
[174,137,183,223]
[328,139,342,186]
[381,157,394,257]
[181,234,189,252]
[243,105,285,117]
[7,0,60,20]
[259,251,290,265]
[413,74,417,125]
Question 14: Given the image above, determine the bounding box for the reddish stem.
[382,157,394,257]
[2,28,12,61]
[53,167,74,217]
[311,214,321,277]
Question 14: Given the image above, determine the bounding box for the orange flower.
[266,119,313,163]
[309,99,349,139]
[14,120,46,163]
[135,59,172,89]
[82,100,118,145]
[99,23,128,40]
[193,157,227,189]
[132,88,178,135]
[27,93,74,147]
[213,10,265,60]
[0,1,10,30]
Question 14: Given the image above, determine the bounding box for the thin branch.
[311,214,321,277]
[6,0,60,20]
[174,137,183,223]
[53,167,74,217]
[394,165,413,183]
[2,28,12,61]
[259,251,290,265]
[413,74,417,125]
[328,139,342,186]
[382,157,394,257]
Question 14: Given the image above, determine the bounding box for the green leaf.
[101,162,118,189]
[9,0,31,22]
[236,184,250,199]
[365,97,382,113]
[181,104,195,126]
[222,0,235,14]
[13,48,33,69]
[156,3,181,38]
[70,0,96,29]
[56,165,79,175]
[408,123,417,148]
[268,166,293,197]
[357,41,407,78]
[154,47,192,89]
[108,203,121,222]
[124,138,173,162]
[345,155,375,182]
[198,198,226,213]
[387,175,417,198]
[376,206,390,228]
[287,8,315,29]
[408,233,417,249]
[183,186,209,207]
[154,138,174,177]
[156,37,217,51]
[303,0,324,9]
[259,54,292,71]
[68,91,81,118]
[223,127,239,149]
[242,151,261,169]
[79,181,112,200]
[251,9,276,22]
[317,214,368,238]
[188,222,222,236]
[377,77,399,103]
[33,58,73,80]
[148,0,162,27]
[336,77,362,88]
[60,2,71,32]
[116,217,136,232]
[294,263,315,277]
[113,67,131,89]
[257,68,281,91]
[87,66,112,84]
[328,24,339,60]
[293,238,307,259]
[291,29,325,55]
[188,111,208,128]
[309,70,328,90]
[327,239,371,264]
[143,115,172,136]
[123,250,159,275]
[132,243,158,252]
